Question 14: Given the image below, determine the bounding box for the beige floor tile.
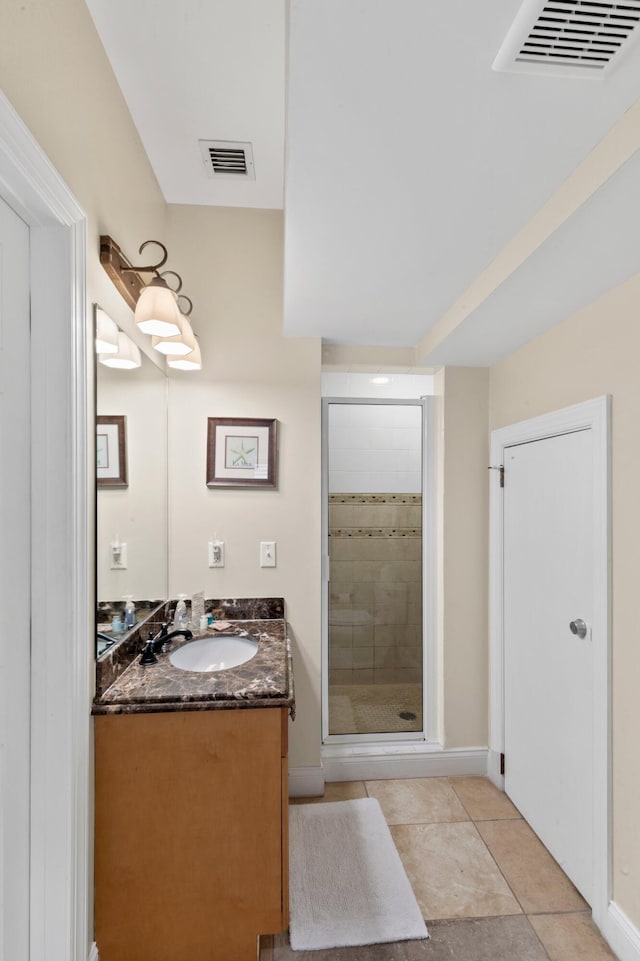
[425,917,551,961]
[365,777,468,825]
[529,913,618,961]
[450,777,521,821]
[477,819,588,914]
[290,781,367,805]
[391,821,522,920]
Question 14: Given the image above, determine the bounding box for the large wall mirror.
[95,306,168,656]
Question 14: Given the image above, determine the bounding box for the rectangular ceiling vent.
[199,140,255,180]
[493,0,640,77]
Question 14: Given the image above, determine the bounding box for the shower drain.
[398,711,417,721]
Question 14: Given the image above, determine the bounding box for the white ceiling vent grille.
[493,0,640,77]
[199,140,255,180]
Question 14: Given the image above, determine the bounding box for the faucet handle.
[139,634,158,666]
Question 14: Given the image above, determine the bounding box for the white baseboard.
[604,902,640,961]
[321,743,488,782]
[288,765,324,798]
[88,943,99,961]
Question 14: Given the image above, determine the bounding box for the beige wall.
[440,367,490,748]
[489,272,640,928]
[0,0,167,335]
[166,205,322,768]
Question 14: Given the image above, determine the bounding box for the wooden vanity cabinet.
[94,707,289,961]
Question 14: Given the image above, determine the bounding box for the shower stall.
[322,394,433,742]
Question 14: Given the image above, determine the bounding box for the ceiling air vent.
[199,140,255,180]
[493,0,640,77]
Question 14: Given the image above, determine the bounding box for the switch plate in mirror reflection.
[95,307,169,658]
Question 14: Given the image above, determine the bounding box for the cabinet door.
[95,708,284,961]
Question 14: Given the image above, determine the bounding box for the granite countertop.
[92,618,295,717]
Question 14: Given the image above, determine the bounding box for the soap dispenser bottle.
[123,595,136,629]
[174,594,188,631]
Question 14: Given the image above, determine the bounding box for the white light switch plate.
[260,541,276,567]
[208,540,225,568]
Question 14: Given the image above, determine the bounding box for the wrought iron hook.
[120,239,169,274]
[177,295,193,316]
[160,270,183,293]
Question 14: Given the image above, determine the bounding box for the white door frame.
[0,92,91,960]
[489,396,610,931]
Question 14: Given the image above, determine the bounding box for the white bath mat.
[288,797,429,951]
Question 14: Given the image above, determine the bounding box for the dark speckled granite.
[93,615,295,718]
[205,597,284,620]
[95,597,286,700]
[95,602,171,698]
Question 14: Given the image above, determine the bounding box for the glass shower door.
[324,400,424,738]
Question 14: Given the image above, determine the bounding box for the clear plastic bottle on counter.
[123,595,136,629]
[174,594,188,631]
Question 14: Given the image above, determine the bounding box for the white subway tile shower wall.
[328,404,423,494]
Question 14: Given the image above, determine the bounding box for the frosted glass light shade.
[134,277,180,336]
[95,307,118,353]
[167,340,202,371]
[151,315,197,356]
[98,331,142,369]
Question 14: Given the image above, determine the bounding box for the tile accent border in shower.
[329,494,422,504]
[330,528,421,538]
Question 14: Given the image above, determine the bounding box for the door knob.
[569,618,588,639]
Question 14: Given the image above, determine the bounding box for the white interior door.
[503,428,593,904]
[0,195,31,959]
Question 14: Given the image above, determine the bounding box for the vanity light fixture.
[370,375,390,385]
[151,296,197,356]
[135,268,182,337]
[99,235,199,332]
[95,306,118,353]
[98,330,142,370]
[100,235,201,371]
[167,336,202,371]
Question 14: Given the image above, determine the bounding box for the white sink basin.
[169,634,259,673]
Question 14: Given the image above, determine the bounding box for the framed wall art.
[97,415,128,487]
[206,417,278,489]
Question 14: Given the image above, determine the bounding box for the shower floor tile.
[328,682,422,734]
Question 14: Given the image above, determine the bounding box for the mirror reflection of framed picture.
[206,417,277,489]
[97,415,128,487]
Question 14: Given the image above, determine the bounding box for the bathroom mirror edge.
[94,303,169,659]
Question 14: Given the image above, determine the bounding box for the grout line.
[469,819,530,916]
[472,815,524,823]
[449,779,475,821]
[523,914,555,961]
[526,908,592,917]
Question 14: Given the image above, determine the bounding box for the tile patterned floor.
[263,777,618,961]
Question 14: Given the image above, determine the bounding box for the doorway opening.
[321,376,435,745]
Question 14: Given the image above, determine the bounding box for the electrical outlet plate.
[110,542,127,570]
[260,541,276,567]
[208,540,225,568]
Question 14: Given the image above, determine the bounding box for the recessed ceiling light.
[370,376,390,385]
